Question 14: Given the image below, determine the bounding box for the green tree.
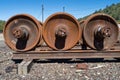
[79,2,120,23]
[0,20,5,32]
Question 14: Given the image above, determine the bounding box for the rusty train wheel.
[3,14,42,51]
[83,13,119,50]
[79,20,85,44]
[37,21,43,46]
[43,12,82,50]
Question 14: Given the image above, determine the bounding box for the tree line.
[0,20,5,32]
[78,2,120,23]
[0,2,120,31]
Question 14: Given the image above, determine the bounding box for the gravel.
[0,39,120,80]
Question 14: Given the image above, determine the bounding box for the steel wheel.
[83,13,119,50]
[43,12,82,50]
[3,14,42,51]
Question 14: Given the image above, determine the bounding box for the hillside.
[78,3,120,23]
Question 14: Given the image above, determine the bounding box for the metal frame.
[12,46,120,60]
[13,45,120,75]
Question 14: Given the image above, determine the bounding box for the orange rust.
[43,12,82,50]
[3,14,42,51]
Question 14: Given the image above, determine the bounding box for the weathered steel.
[43,12,82,50]
[117,27,120,43]
[79,20,85,45]
[3,14,42,51]
[82,13,119,50]
[37,22,44,46]
[12,46,120,60]
[3,13,120,61]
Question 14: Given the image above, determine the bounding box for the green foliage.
[0,20,5,31]
[78,3,120,22]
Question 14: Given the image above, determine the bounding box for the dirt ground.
[0,34,120,80]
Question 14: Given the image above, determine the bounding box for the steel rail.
[12,49,120,59]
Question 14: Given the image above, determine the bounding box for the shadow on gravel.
[12,59,23,64]
[32,58,120,64]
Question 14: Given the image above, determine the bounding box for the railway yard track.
[0,39,120,80]
[0,12,120,80]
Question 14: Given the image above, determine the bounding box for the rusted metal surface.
[82,13,119,50]
[12,49,120,59]
[43,12,82,50]
[76,63,88,70]
[117,27,120,43]
[79,20,85,45]
[12,44,120,60]
[3,14,42,51]
[3,13,120,60]
[37,22,44,46]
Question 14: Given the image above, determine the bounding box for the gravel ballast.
[0,38,120,80]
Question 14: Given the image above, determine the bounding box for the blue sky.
[0,0,120,21]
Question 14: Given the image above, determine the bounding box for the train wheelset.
[3,12,120,60]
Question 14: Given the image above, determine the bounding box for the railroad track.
[2,12,120,75]
[12,45,120,60]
